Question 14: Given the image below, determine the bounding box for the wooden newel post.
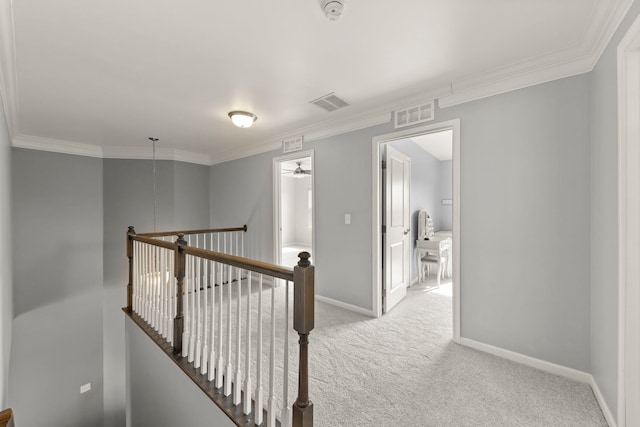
[292,251,314,427]
[173,233,187,355]
[126,226,136,312]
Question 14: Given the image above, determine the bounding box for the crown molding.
[439,0,634,108]
[4,0,634,163]
[101,145,211,165]
[12,134,212,165]
[210,110,392,165]
[0,0,18,137]
[12,134,103,158]
[210,85,453,165]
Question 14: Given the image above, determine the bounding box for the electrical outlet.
[80,383,91,394]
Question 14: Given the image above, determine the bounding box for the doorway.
[618,14,640,427]
[273,150,315,267]
[372,119,461,342]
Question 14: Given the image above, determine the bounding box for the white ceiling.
[412,130,453,161]
[1,0,632,164]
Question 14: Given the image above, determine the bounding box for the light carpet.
[306,279,607,427]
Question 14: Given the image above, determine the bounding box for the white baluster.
[224,264,233,396]
[188,255,196,363]
[153,245,159,331]
[255,274,264,426]
[243,271,253,415]
[182,253,190,358]
[281,281,291,427]
[158,247,166,337]
[208,259,216,381]
[267,277,277,427]
[195,251,202,369]
[234,267,242,405]
[216,249,224,389]
[201,258,209,375]
[144,244,150,321]
[168,247,175,346]
[132,241,138,313]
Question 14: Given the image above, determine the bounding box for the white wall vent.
[394,101,435,128]
[282,136,304,153]
[310,92,349,112]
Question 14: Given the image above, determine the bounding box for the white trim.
[371,119,461,345]
[617,13,640,427]
[459,337,618,427]
[212,111,391,165]
[11,134,212,164]
[12,134,103,158]
[0,2,632,164]
[272,150,315,267]
[102,145,211,165]
[0,0,18,137]
[439,0,633,108]
[459,338,592,384]
[591,375,618,427]
[315,295,375,317]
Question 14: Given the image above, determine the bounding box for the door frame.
[617,14,640,427]
[371,119,461,343]
[273,149,316,267]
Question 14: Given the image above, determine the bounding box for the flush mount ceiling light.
[228,111,257,128]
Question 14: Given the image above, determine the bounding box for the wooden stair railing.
[124,226,314,427]
[0,408,14,427]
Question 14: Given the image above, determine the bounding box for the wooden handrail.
[137,225,247,237]
[183,246,294,282]
[125,226,314,426]
[0,408,14,427]
[130,234,294,281]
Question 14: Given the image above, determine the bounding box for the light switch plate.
[345,213,351,225]
[80,383,91,394]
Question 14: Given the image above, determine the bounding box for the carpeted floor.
[190,275,607,426]
[305,278,607,426]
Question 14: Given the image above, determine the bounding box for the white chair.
[420,252,445,288]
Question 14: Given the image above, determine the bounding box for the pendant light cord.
[149,137,159,232]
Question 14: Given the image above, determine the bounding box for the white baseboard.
[589,375,617,427]
[459,337,591,383]
[315,295,375,317]
[459,337,617,426]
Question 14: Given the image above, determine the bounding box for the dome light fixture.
[228,110,257,128]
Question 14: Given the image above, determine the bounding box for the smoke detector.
[322,0,344,21]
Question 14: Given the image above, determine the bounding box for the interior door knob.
[404,229,410,235]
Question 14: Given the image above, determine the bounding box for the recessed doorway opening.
[371,119,461,343]
[273,150,315,268]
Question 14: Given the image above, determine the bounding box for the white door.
[383,145,411,312]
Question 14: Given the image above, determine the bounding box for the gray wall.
[210,124,391,309]
[125,317,235,427]
[437,75,592,371]
[103,159,210,427]
[590,0,640,418]
[10,148,104,427]
[102,159,174,427]
[210,74,592,371]
[0,97,12,409]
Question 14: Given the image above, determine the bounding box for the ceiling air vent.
[394,101,435,128]
[310,92,349,112]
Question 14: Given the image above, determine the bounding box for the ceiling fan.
[283,161,312,178]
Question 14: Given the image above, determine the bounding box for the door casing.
[273,150,315,267]
[371,119,461,343]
